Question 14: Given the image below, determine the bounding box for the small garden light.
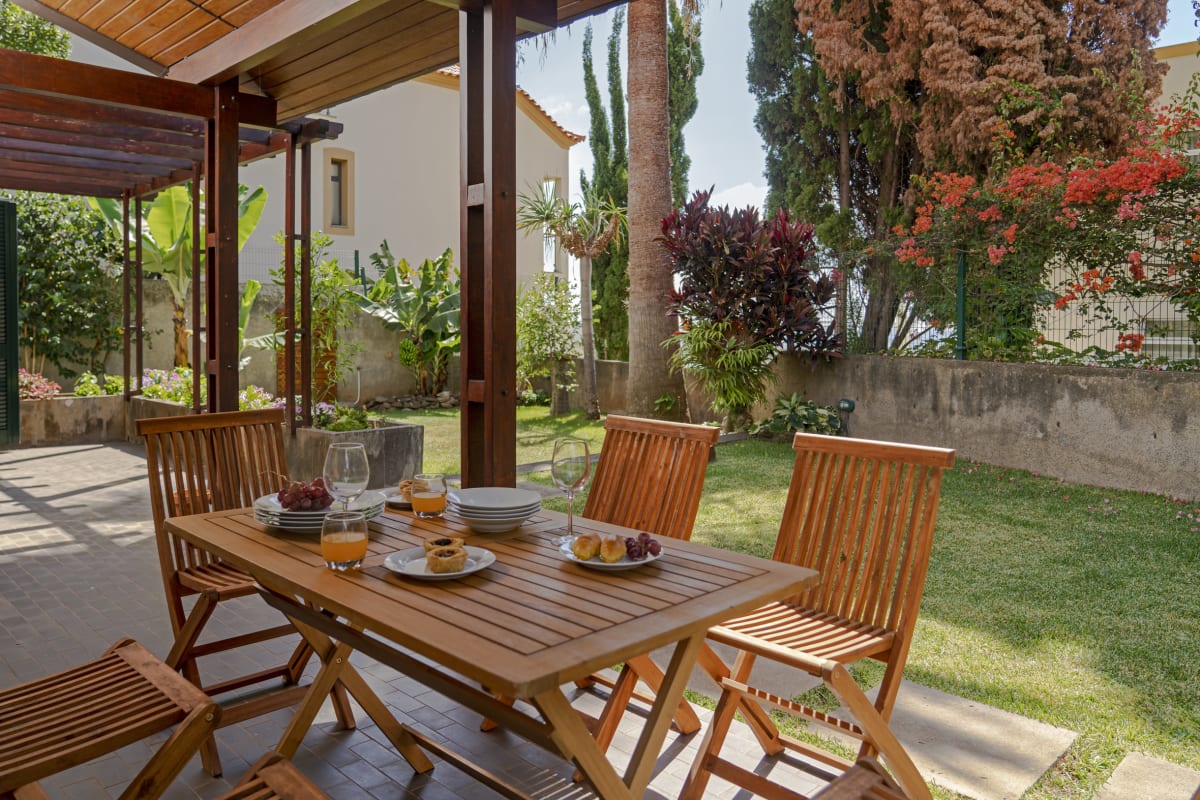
[837,398,855,435]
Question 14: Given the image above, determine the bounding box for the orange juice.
[321,532,367,567]
[411,491,446,516]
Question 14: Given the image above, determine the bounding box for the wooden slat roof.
[18,0,621,122]
[0,46,340,198]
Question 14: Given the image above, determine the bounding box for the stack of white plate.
[253,490,387,532]
[448,487,542,533]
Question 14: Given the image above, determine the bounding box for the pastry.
[423,535,464,552]
[426,545,468,573]
[571,532,601,561]
[599,534,626,563]
[397,479,414,502]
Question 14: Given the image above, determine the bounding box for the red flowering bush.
[894,102,1200,361]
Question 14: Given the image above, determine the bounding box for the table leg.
[277,614,435,773]
[531,633,705,800]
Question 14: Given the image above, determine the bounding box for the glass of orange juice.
[320,511,368,570]
[411,474,447,519]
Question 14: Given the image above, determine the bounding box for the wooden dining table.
[164,499,819,799]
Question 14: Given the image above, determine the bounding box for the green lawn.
[381,407,607,475]
[385,406,1200,799]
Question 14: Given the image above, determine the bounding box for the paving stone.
[1096,752,1200,800]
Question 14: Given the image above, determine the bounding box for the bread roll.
[599,535,625,563]
[571,532,600,561]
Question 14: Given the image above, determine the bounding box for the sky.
[515,0,1200,210]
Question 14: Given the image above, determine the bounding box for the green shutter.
[0,199,17,447]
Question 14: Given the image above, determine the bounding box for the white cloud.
[710,182,768,211]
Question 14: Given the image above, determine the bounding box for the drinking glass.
[321,511,368,571]
[411,473,448,519]
[323,442,369,511]
[551,437,591,545]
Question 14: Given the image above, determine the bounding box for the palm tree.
[625,0,687,420]
[518,185,625,419]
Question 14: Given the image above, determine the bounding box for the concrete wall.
[771,355,1200,500]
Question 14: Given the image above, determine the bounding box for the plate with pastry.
[558,532,664,571]
[381,481,414,509]
[383,545,495,580]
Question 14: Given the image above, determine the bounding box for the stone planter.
[19,394,126,447]
[286,420,423,489]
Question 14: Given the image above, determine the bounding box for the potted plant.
[284,403,423,489]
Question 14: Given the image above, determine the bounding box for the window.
[323,148,355,234]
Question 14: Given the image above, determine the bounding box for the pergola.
[4,0,621,487]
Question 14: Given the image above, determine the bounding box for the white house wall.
[238,78,575,291]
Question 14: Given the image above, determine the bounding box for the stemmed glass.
[551,437,591,545]
[322,442,369,511]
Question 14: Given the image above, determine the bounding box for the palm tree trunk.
[625,0,686,420]
[579,255,600,419]
[172,299,189,368]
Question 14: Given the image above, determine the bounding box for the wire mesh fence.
[238,243,371,287]
[833,252,1200,367]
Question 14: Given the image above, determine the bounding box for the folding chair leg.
[166,589,220,671]
[624,653,701,734]
[119,700,221,800]
[479,695,515,731]
[179,656,224,777]
[700,644,782,756]
[13,783,52,799]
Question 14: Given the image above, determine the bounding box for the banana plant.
[357,243,461,395]
[90,183,267,367]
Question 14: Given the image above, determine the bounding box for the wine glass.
[551,437,591,545]
[322,442,369,511]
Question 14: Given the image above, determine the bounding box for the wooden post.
[191,168,202,412]
[459,0,518,488]
[206,78,240,412]
[299,142,313,427]
[121,191,130,399]
[284,133,297,434]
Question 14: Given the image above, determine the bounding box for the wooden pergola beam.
[0,49,277,127]
[167,0,396,85]
[0,135,195,170]
[0,171,123,197]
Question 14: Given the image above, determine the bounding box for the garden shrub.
[17,369,60,400]
[751,393,842,438]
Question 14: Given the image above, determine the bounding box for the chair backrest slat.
[139,410,290,580]
[779,433,955,639]
[582,415,720,541]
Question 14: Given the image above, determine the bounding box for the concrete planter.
[19,394,125,447]
[126,396,195,443]
[286,421,423,489]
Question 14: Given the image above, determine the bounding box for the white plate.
[448,487,542,511]
[461,517,534,534]
[450,504,541,519]
[256,505,383,531]
[254,490,386,517]
[383,546,495,580]
[380,487,412,509]
[558,538,665,571]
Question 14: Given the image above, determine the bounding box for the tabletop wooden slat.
[169,505,818,697]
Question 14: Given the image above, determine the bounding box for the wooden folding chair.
[812,755,914,800]
[0,638,219,800]
[681,432,954,800]
[217,752,329,800]
[138,409,353,777]
[481,415,718,752]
